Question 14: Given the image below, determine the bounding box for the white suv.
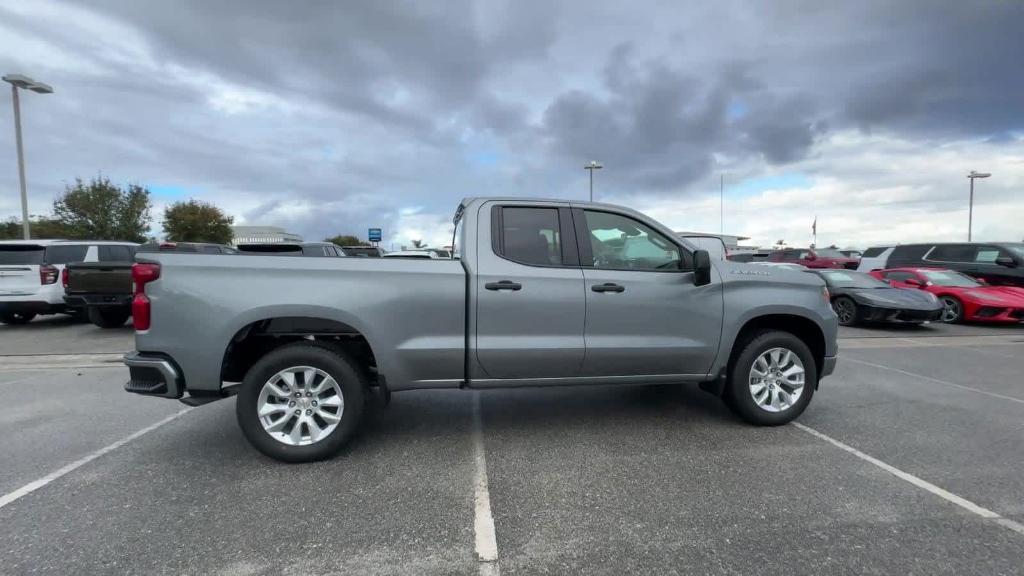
[0,240,138,324]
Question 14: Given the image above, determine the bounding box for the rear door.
[0,244,45,296]
[474,203,586,379]
[575,209,723,377]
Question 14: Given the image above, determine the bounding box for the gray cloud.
[0,0,1022,243]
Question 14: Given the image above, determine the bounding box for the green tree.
[0,216,77,240]
[52,177,152,242]
[410,239,425,248]
[325,235,367,246]
[162,199,235,244]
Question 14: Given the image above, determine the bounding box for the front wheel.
[0,312,36,325]
[939,296,963,323]
[88,307,131,328]
[724,330,817,426]
[236,342,366,462]
[832,296,858,326]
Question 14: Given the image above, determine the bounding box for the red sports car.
[871,267,1024,323]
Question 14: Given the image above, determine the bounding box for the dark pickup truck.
[64,242,238,328]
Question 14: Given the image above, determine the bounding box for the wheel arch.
[221,316,379,385]
[729,314,826,386]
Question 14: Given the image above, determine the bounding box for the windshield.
[920,270,981,287]
[817,270,890,288]
[0,245,45,265]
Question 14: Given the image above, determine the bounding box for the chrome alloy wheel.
[257,366,344,446]
[748,347,805,413]
[939,296,962,323]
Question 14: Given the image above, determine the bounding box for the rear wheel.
[724,330,817,426]
[88,307,130,328]
[236,342,366,462]
[0,312,36,325]
[832,297,858,326]
[939,296,963,323]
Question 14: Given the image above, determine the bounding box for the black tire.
[88,307,131,328]
[236,342,366,463]
[832,296,858,326]
[939,295,963,324]
[0,311,36,325]
[723,330,817,426]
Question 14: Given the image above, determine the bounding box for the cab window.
[582,210,681,271]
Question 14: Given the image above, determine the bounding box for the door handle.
[591,283,625,293]
[485,280,522,291]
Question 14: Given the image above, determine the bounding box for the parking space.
[1,320,1023,574]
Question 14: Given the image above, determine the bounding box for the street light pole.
[3,74,54,240]
[584,160,603,202]
[966,170,991,242]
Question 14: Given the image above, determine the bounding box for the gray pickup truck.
[125,198,838,462]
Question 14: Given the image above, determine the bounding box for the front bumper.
[123,352,184,399]
[821,355,837,378]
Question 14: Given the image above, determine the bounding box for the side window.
[43,245,89,264]
[974,246,1003,263]
[495,207,562,266]
[200,245,222,254]
[583,211,681,271]
[98,245,134,261]
[862,247,889,258]
[926,245,973,263]
[884,271,913,282]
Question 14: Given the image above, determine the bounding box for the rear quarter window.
[44,245,89,264]
[889,245,931,264]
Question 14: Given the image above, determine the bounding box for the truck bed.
[135,253,467,394]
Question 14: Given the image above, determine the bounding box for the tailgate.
[65,262,133,294]
[0,244,44,295]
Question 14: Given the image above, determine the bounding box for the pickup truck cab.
[125,198,838,462]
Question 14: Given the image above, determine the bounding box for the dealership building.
[231,225,303,246]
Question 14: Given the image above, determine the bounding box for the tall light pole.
[967,170,991,242]
[584,160,602,202]
[3,74,53,240]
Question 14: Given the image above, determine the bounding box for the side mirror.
[995,256,1017,268]
[693,250,712,286]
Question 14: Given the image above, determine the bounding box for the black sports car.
[806,269,943,326]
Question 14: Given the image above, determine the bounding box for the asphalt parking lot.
[1,316,1023,575]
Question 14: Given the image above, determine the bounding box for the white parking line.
[0,408,190,510]
[471,392,500,575]
[844,357,1024,405]
[793,422,1024,536]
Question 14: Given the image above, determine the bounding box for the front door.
[474,203,586,379]
[575,209,723,377]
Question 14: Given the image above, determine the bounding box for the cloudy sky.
[1,0,1022,249]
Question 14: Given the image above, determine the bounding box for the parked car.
[806,269,942,326]
[751,262,806,271]
[64,242,237,328]
[236,242,345,257]
[727,250,771,263]
[767,248,859,269]
[381,250,443,259]
[339,246,383,257]
[840,249,863,259]
[856,246,894,272]
[0,240,137,324]
[870,267,1024,324]
[124,197,838,462]
[859,243,1024,287]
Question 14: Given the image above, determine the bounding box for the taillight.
[131,262,161,331]
[40,264,58,285]
[61,267,70,288]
